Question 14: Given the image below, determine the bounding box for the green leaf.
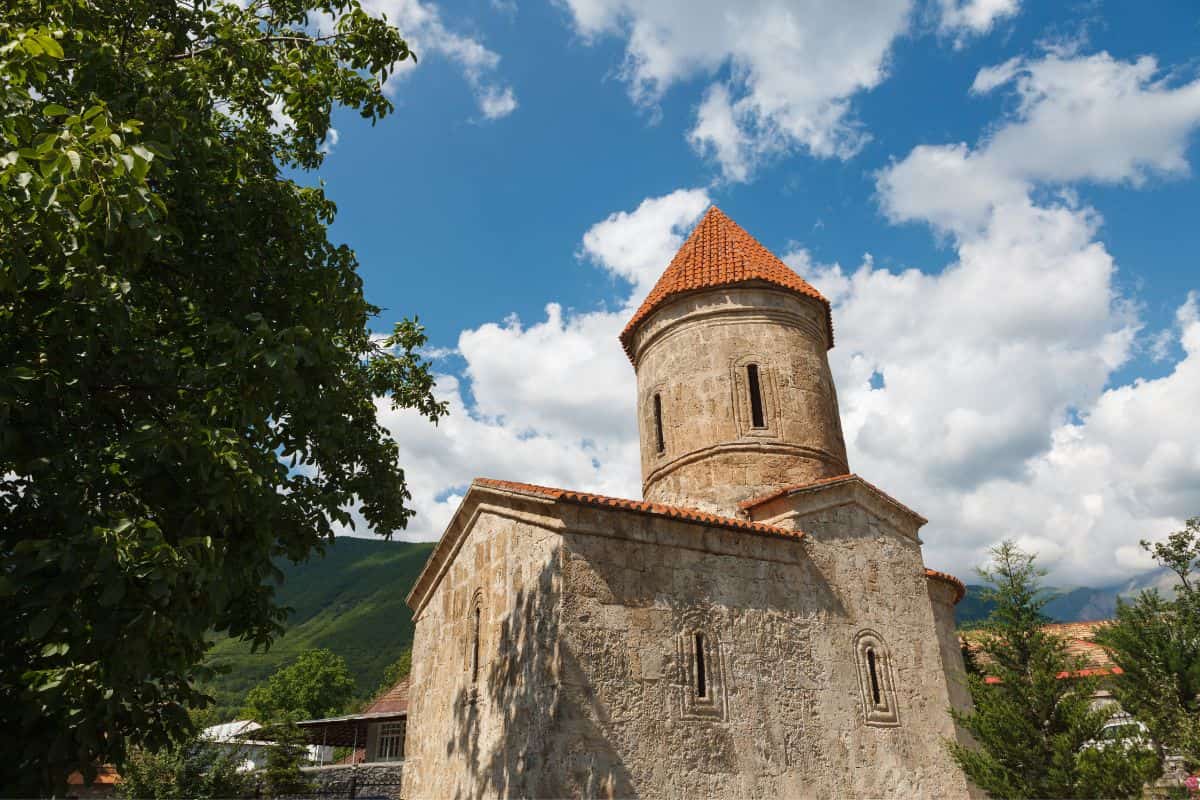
[43,103,70,118]
[98,582,125,607]
[36,35,64,59]
[28,610,56,640]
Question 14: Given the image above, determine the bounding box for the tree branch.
[169,33,342,62]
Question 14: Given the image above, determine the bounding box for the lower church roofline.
[473,477,801,539]
[404,476,806,616]
[737,472,929,526]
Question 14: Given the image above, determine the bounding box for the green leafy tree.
[949,541,1159,799]
[244,648,356,722]
[1094,518,1200,772]
[117,736,249,800]
[0,0,446,792]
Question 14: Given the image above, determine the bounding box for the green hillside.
[203,537,435,718]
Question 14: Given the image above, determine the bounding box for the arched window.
[746,364,765,428]
[471,604,481,684]
[653,393,665,454]
[677,627,726,721]
[694,632,707,698]
[866,647,881,705]
[467,590,484,692]
[731,357,777,437]
[855,630,899,726]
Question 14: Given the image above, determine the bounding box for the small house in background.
[256,676,410,800]
[201,719,333,770]
[293,676,409,765]
[963,619,1122,686]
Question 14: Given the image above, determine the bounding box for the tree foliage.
[0,0,445,792]
[117,736,250,800]
[259,722,314,797]
[949,541,1159,799]
[243,648,355,723]
[1094,518,1200,772]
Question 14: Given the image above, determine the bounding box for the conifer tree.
[1094,518,1200,774]
[948,541,1159,799]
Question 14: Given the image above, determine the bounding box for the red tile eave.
[618,206,835,362]
[365,676,410,714]
[737,472,928,526]
[924,568,967,604]
[474,477,803,541]
[983,666,1124,684]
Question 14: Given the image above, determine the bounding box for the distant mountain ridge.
[957,567,1176,627]
[203,537,434,718]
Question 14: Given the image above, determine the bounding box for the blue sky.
[310,0,1200,586]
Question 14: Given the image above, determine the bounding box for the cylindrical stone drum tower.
[619,206,848,516]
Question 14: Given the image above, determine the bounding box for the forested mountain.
[203,537,434,718]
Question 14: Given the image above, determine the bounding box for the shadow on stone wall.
[446,547,635,799]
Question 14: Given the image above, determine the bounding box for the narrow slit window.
[867,647,880,705]
[694,632,707,698]
[471,605,481,684]
[747,364,765,428]
[653,393,665,454]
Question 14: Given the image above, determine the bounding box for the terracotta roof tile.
[966,620,1122,681]
[925,568,967,604]
[365,676,410,714]
[474,477,803,540]
[619,206,833,360]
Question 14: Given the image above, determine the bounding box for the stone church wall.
[401,493,973,799]
[549,502,972,799]
[400,508,565,800]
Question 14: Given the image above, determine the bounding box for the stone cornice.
[642,439,849,494]
[629,284,829,369]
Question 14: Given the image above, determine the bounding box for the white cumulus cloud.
[879,51,1200,236]
[363,51,1199,588]
[325,0,519,120]
[839,48,1200,583]
[559,0,913,181]
[936,0,1020,45]
[373,190,710,541]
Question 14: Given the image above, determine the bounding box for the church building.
[400,207,976,798]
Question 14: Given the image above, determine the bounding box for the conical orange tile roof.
[619,206,832,360]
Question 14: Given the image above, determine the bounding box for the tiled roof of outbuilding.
[365,676,410,714]
[965,619,1124,681]
[619,206,833,360]
[474,477,803,540]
